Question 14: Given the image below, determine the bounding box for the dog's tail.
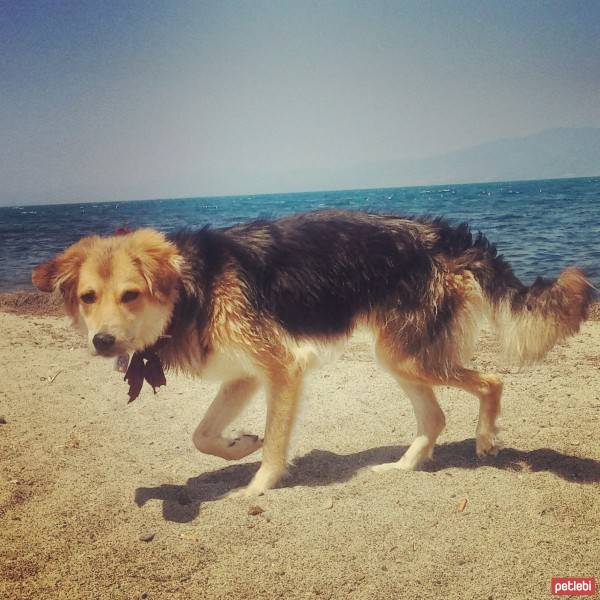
[430,220,595,365]
[478,263,594,364]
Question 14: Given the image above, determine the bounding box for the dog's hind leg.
[232,369,303,497]
[372,335,446,471]
[372,378,446,472]
[444,369,503,457]
[192,377,263,460]
[376,330,502,460]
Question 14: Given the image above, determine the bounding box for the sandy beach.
[1,293,599,600]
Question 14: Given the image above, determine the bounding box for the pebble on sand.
[139,533,155,542]
[322,497,334,510]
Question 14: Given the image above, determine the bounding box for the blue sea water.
[0,177,599,291]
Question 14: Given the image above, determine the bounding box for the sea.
[1,177,599,292]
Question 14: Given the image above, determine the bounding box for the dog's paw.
[226,433,263,460]
[228,464,285,499]
[371,456,419,473]
[227,487,255,500]
[371,462,399,473]
[193,432,263,460]
[371,445,432,472]
[227,484,266,500]
[476,431,501,458]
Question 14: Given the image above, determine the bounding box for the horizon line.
[2,173,600,210]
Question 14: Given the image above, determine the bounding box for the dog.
[32,210,593,496]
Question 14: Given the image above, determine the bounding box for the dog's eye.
[121,290,140,303]
[80,292,96,304]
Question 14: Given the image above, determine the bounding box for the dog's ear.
[128,229,183,300]
[32,259,60,293]
[32,238,96,310]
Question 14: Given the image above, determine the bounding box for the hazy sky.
[1,0,599,205]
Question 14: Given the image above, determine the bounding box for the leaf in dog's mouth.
[124,349,167,402]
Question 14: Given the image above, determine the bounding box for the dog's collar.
[123,336,169,403]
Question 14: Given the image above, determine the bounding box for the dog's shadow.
[134,440,600,523]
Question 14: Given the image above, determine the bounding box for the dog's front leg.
[232,369,303,497]
[192,377,262,460]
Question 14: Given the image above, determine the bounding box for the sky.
[1,0,600,205]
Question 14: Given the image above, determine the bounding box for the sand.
[1,293,599,599]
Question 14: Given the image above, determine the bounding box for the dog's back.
[170,210,593,376]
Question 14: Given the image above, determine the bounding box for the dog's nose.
[93,333,116,352]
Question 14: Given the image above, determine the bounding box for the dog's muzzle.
[92,333,116,353]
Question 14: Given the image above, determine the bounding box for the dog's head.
[32,229,182,357]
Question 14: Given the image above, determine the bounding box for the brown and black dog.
[32,210,593,496]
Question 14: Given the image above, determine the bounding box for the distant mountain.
[306,127,600,189]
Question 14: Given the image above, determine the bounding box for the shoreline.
[0,289,66,317]
[2,288,599,320]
